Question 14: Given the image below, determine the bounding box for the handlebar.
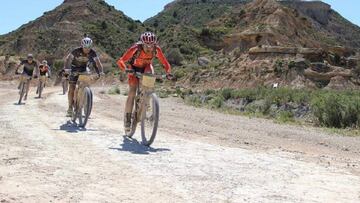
[125,69,167,80]
[71,71,92,76]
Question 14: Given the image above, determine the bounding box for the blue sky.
[0,0,359,35]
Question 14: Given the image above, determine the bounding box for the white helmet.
[81,37,93,48]
[42,60,47,64]
[140,32,157,44]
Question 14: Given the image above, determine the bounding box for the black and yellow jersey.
[20,60,38,76]
[70,47,98,72]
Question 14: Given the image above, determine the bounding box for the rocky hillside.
[0,0,145,73]
[1,0,360,90]
[146,0,360,90]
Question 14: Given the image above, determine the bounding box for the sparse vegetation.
[181,87,360,129]
[311,91,360,128]
[108,86,121,95]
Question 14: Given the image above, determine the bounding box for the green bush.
[209,95,224,108]
[277,111,295,123]
[205,89,216,95]
[167,48,184,66]
[311,92,360,128]
[182,86,360,129]
[186,95,202,107]
[244,99,271,114]
[288,60,296,69]
[221,88,233,100]
[108,86,121,95]
[173,68,186,79]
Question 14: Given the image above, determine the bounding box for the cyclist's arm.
[64,53,74,70]
[155,46,171,74]
[15,61,24,73]
[116,45,138,71]
[93,57,103,74]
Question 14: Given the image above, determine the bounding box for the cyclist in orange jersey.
[117,32,173,132]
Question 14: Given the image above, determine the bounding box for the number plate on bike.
[78,75,91,82]
[40,76,47,82]
[142,75,156,88]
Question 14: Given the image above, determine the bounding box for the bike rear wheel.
[18,82,25,104]
[125,107,138,138]
[141,93,159,146]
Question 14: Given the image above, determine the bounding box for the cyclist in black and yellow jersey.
[15,54,39,100]
[63,37,104,117]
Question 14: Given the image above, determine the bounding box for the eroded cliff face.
[153,0,360,90]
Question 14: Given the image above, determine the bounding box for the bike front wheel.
[140,93,160,146]
[38,81,43,98]
[18,82,25,104]
[73,87,92,128]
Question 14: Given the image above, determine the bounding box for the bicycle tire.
[88,89,93,117]
[38,81,43,98]
[141,93,159,146]
[18,82,25,104]
[78,87,92,128]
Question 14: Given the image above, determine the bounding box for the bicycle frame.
[125,71,165,145]
[18,75,32,104]
[133,73,158,122]
[74,73,93,108]
[71,72,96,127]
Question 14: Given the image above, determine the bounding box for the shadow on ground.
[54,121,97,133]
[110,136,171,155]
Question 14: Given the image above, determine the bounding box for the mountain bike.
[36,75,48,98]
[71,72,97,128]
[17,74,32,104]
[125,70,165,146]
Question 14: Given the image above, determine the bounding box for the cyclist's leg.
[18,75,24,90]
[124,75,138,129]
[67,84,76,116]
[125,84,137,113]
[24,77,31,100]
[67,75,78,116]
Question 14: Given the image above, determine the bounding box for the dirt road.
[1,81,360,202]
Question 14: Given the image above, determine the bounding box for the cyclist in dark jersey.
[63,37,104,117]
[38,60,51,78]
[36,60,51,94]
[15,54,39,100]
